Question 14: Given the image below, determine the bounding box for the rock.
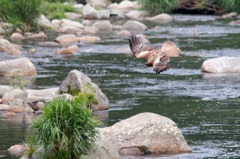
[25,88,59,104]
[92,20,113,32]
[78,36,101,43]
[82,4,98,19]
[38,41,59,47]
[25,32,47,40]
[126,10,146,20]
[57,45,79,54]
[65,12,82,20]
[116,29,131,37]
[52,19,62,29]
[28,48,37,54]
[82,20,93,26]
[96,10,111,19]
[0,85,14,97]
[110,9,126,19]
[0,22,14,35]
[0,104,9,111]
[229,19,240,26]
[88,0,110,8]
[24,106,34,113]
[221,12,238,19]
[73,4,84,10]
[99,112,192,156]
[0,57,37,77]
[118,0,138,10]
[2,89,25,109]
[8,145,26,156]
[55,34,80,43]
[0,39,22,55]
[37,15,53,29]
[201,57,240,73]
[123,20,147,31]
[113,25,123,30]
[59,70,109,110]
[146,13,173,24]
[84,26,99,34]
[60,26,83,34]
[107,3,119,9]
[36,102,45,110]
[61,19,84,30]
[10,33,25,41]
[9,105,25,113]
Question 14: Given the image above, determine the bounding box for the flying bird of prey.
[128,35,181,74]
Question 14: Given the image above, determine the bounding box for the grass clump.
[217,0,240,13]
[137,0,180,15]
[10,74,27,89]
[40,2,77,20]
[0,0,41,32]
[27,93,99,159]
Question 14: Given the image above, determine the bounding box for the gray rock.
[82,4,98,19]
[123,20,147,31]
[96,10,111,19]
[99,112,192,156]
[118,0,139,10]
[65,12,82,20]
[88,0,110,8]
[37,15,53,29]
[116,29,131,37]
[202,57,240,73]
[84,26,99,34]
[110,9,126,19]
[92,20,113,32]
[0,57,37,77]
[146,13,173,24]
[59,70,109,110]
[0,104,9,111]
[61,19,84,30]
[0,85,14,97]
[0,112,16,119]
[55,34,80,43]
[25,32,47,40]
[229,19,240,26]
[126,10,147,20]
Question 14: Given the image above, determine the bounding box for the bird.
[128,35,181,74]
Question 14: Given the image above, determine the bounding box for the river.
[0,15,240,158]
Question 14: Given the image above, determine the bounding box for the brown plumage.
[128,35,181,74]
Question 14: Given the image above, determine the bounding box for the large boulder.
[59,70,109,110]
[99,112,192,156]
[146,13,173,24]
[0,39,22,55]
[82,4,98,19]
[0,57,37,77]
[123,20,147,31]
[92,20,113,32]
[201,57,240,73]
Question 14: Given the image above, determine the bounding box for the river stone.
[25,32,47,40]
[0,112,16,119]
[0,85,14,97]
[84,26,99,34]
[61,19,84,30]
[201,57,240,73]
[59,70,109,110]
[123,20,147,31]
[88,0,110,8]
[0,57,37,77]
[38,41,59,47]
[10,33,25,41]
[0,39,22,55]
[57,45,79,54]
[65,12,82,20]
[118,0,138,10]
[37,14,53,29]
[116,29,131,37]
[0,104,9,111]
[99,112,192,156]
[55,34,80,43]
[126,10,146,20]
[82,4,98,19]
[92,20,113,32]
[2,89,25,105]
[96,10,111,19]
[109,8,126,19]
[146,13,173,24]
[8,145,27,156]
[78,36,101,43]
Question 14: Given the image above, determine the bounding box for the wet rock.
[78,36,101,43]
[146,13,173,24]
[8,145,26,156]
[60,26,83,34]
[24,106,34,113]
[28,48,37,54]
[65,12,82,20]
[0,112,16,119]
[96,10,111,19]
[37,15,53,29]
[82,20,93,26]
[118,0,138,10]
[57,45,79,54]
[126,10,146,20]
[10,33,25,41]
[38,41,59,47]
[0,39,22,55]
[92,20,113,32]
[229,19,240,26]
[9,105,25,113]
[99,112,192,156]
[59,70,109,110]
[110,9,126,19]
[84,26,99,34]
[61,19,84,30]
[55,34,80,43]
[123,20,147,31]
[2,89,25,105]
[73,4,84,10]
[201,57,240,73]
[0,104,9,111]
[25,32,47,40]
[107,3,119,9]
[82,4,98,19]
[0,57,37,77]
[52,19,62,29]
[116,29,131,37]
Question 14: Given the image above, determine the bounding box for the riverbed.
[0,15,240,158]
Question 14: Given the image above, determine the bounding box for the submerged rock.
[59,70,109,110]
[201,57,240,73]
[57,45,79,54]
[0,57,37,77]
[146,13,173,24]
[98,112,192,156]
[78,35,101,43]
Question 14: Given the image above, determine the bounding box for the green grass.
[217,0,240,13]
[137,0,180,15]
[27,93,99,159]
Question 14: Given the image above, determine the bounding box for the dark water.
[1,15,240,158]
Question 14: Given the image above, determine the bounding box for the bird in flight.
[128,35,181,74]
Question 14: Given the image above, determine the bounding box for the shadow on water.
[1,15,240,158]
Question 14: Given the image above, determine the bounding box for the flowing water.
[1,15,240,158]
